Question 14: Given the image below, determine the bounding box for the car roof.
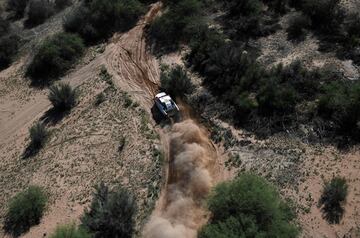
[159,95,172,103]
[155,92,167,98]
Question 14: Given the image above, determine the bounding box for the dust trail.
[144,119,216,238]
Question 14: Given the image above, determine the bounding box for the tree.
[319,177,348,224]
[199,173,299,238]
[81,183,137,238]
[4,186,47,237]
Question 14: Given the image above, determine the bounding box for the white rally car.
[154,92,179,117]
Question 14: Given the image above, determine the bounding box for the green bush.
[319,177,348,224]
[160,65,194,98]
[264,0,288,14]
[64,0,144,44]
[300,0,345,33]
[0,34,20,70]
[223,0,262,17]
[318,81,360,140]
[94,93,106,106]
[81,182,137,238]
[220,0,282,40]
[340,13,360,64]
[257,76,298,115]
[0,17,10,37]
[6,0,29,19]
[25,0,55,28]
[187,27,226,72]
[55,0,72,10]
[26,32,84,85]
[48,83,77,112]
[148,0,202,52]
[287,14,310,42]
[4,186,47,237]
[199,173,298,238]
[50,223,92,238]
[26,122,49,155]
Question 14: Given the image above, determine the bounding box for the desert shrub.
[26,32,84,85]
[0,34,20,70]
[219,0,282,41]
[50,223,92,238]
[187,26,226,72]
[276,61,321,98]
[64,0,144,44]
[223,0,262,17]
[344,13,360,39]
[4,186,47,237]
[148,0,202,52]
[94,93,106,106]
[25,0,55,28]
[0,17,10,37]
[319,177,348,224]
[287,14,310,41]
[318,81,360,140]
[6,0,29,18]
[339,13,360,64]
[48,83,77,111]
[199,173,298,238]
[300,0,345,34]
[288,0,302,9]
[201,44,262,96]
[26,122,49,154]
[55,0,72,10]
[264,0,288,14]
[160,65,194,98]
[257,76,298,116]
[81,182,137,238]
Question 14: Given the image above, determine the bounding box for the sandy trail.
[103,3,162,110]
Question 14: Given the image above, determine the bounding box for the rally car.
[154,92,179,117]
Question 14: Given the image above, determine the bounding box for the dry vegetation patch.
[0,73,163,237]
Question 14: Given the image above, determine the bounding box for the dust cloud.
[144,120,216,238]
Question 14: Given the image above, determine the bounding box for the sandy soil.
[1,1,359,238]
[206,118,360,238]
[0,3,165,237]
[257,11,360,80]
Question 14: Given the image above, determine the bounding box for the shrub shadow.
[40,107,70,126]
[22,143,41,159]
